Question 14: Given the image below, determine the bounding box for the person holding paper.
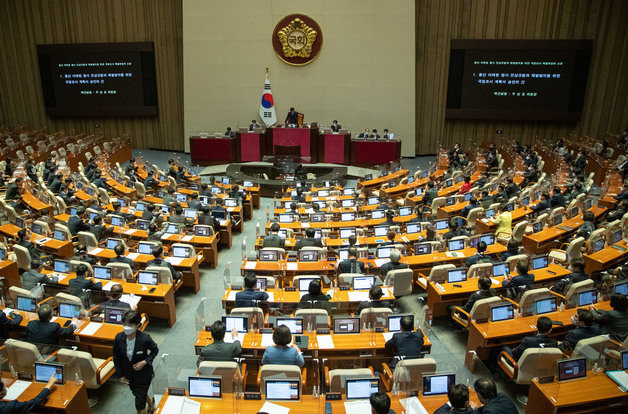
[198,320,242,363]
[0,373,56,413]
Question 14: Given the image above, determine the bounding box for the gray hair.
[390,248,402,263]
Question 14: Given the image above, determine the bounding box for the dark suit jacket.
[531,199,551,213]
[590,308,628,342]
[5,183,20,200]
[330,124,341,132]
[262,234,285,249]
[0,311,23,339]
[110,255,135,270]
[113,331,158,382]
[384,331,424,364]
[68,276,102,296]
[338,259,365,274]
[502,273,534,289]
[198,214,218,229]
[552,271,589,294]
[550,193,566,208]
[285,112,298,124]
[434,404,474,414]
[464,253,492,268]
[379,262,409,278]
[188,200,203,210]
[50,179,62,194]
[511,334,558,361]
[559,325,604,351]
[476,394,518,414]
[147,258,181,279]
[294,237,323,250]
[26,320,76,345]
[89,224,109,241]
[235,289,269,307]
[461,289,496,313]
[199,339,242,362]
[423,188,439,207]
[67,215,89,236]
[0,388,51,414]
[17,240,41,261]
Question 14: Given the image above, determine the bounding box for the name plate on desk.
[326,393,341,400]
[244,392,261,400]
[284,286,296,291]
[168,387,186,396]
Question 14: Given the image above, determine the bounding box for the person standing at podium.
[285,107,299,126]
[248,120,260,131]
[330,120,341,132]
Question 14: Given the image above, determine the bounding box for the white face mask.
[123,326,136,336]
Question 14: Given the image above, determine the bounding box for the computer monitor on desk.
[105,308,126,324]
[298,278,318,292]
[58,303,81,319]
[35,362,64,384]
[338,248,349,261]
[341,212,355,222]
[297,250,318,262]
[352,275,375,290]
[371,210,385,220]
[387,314,414,332]
[448,239,465,251]
[406,223,420,234]
[447,268,467,283]
[93,265,112,280]
[53,229,66,241]
[345,378,379,400]
[138,271,158,286]
[422,374,455,396]
[339,228,356,239]
[534,297,557,315]
[614,281,628,295]
[53,259,70,274]
[137,242,154,254]
[578,289,597,307]
[17,295,37,313]
[265,379,300,401]
[376,247,392,259]
[189,377,222,398]
[492,262,508,277]
[279,214,293,223]
[275,317,303,334]
[259,250,279,262]
[374,226,388,237]
[490,304,514,322]
[435,219,449,231]
[334,317,360,334]
[531,255,548,270]
[222,316,248,333]
[558,358,586,382]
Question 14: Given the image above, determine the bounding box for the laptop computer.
[387,314,414,332]
[352,276,375,290]
[535,297,557,315]
[58,303,81,319]
[334,317,360,334]
[34,362,64,384]
[275,317,303,334]
[104,307,126,324]
[222,316,248,333]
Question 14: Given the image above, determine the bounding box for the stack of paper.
[243,261,257,270]
[181,235,194,242]
[260,334,275,347]
[348,291,370,302]
[120,294,141,308]
[373,258,388,267]
[382,332,395,342]
[259,401,290,414]
[89,247,104,255]
[165,257,185,266]
[344,400,371,414]
[126,252,140,260]
[400,397,429,414]
[285,263,298,271]
[79,322,103,336]
[4,380,31,400]
[316,335,335,349]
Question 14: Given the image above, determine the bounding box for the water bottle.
[10,364,17,378]
[75,372,82,385]
[241,237,247,261]
[592,362,599,375]
[256,219,260,238]
[312,384,319,398]
[266,206,270,221]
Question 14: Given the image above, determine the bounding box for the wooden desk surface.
[266,216,418,232]
[583,239,628,273]
[254,232,437,250]
[357,169,409,189]
[526,371,628,413]
[0,223,74,259]
[222,286,395,304]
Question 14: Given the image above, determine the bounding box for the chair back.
[4,339,42,376]
[467,263,493,279]
[572,335,613,370]
[230,307,264,330]
[515,348,563,384]
[145,266,173,284]
[295,308,329,330]
[77,231,99,248]
[384,268,413,297]
[511,220,529,243]
[467,207,484,228]
[198,361,240,393]
[427,264,455,284]
[12,244,32,271]
[56,348,99,388]
[172,243,196,257]
[9,286,34,304]
[518,288,552,317]
[394,358,437,390]
[328,368,373,393]
[106,262,134,279]
[259,247,286,260]
[359,307,392,329]
[565,237,586,259]
[468,296,502,321]
[564,279,595,308]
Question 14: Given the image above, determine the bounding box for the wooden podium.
[269,126,319,163]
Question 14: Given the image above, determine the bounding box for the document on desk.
[160,395,184,414]
[181,235,194,242]
[490,277,500,285]
[285,262,298,271]
[260,334,275,347]
[165,257,185,266]
[373,258,388,267]
[126,252,140,261]
[180,397,201,414]
[36,237,51,244]
[399,397,429,414]
[121,294,141,308]
[445,252,466,258]
[607,370,628,389]
[89,247,104,255]
[266,292,274,301]
[344,400,371,414]
[102,281,114,291]
[316,335,335,349]
[226,291,238,301]
[348,291,370,302]
[4,380,31,400]
[259,401,290,414]
[80,322,103,336]
[124,229,136,235]
[243,261,257,270]
[3,308,14,315]
[55,274,67,282]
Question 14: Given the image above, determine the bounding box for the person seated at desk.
[210,197,228,215]
[294,227,323,250]
[502,259,534,297]
[167,159,178,179]
[530,192,551,214]
[262,222,285,249]
[3,157,14,178]
[5,177,22,200]
[590,293,628,343]
[50,172,63,194]
[338,247,365,274]
[235,272,269,307]
[197,205,218,230]
[384,315,423,368]
[0,374,57,413]
[370,129,381,139]
[559,308,603,352]
[606,198,628,222]
[144,171,158,191]
[499,239,520,262]
[249,120,260,131]
[434,383,473,414]
[26,303,77,345]
[162,187,176,206]
[284,107,299,126]
[8,194,28,215]
[422,181,438,208]
[111,201,135,222]
[198,320,242,363]
[187,192,202,210]
[375,196,391,211]
[291,188,306,203]
[358,128,370,138]
[576,211,595,240]
[502,316,557,362]
[298,279,330,309]
[141,203,158,223]
[147,245,182,282]
[261,325,304,367]
[69,263,102,297]
[287,201,300,218]
[21,258,58,291]
[382,129,393,139]
[458,276,496,314]
[330,120,341,132]
[478,190,492,210]
[469,378,517,413]
[521,165,539,187]
[442,218,470,241]
[461,197,478,218]
[146,223,166,245]
[465,241,492,268]
[92,172,106,189]
[459,176,472,195]
[550,186,566,208]
[59,184,76,206]
[356,285,392,314]
[494,204,512,239]
[68,206,90,236]
[380,230,397,247]
[370,392,394,414]
[551,258,588,294]
[379,249,408,279]
[95,284,133,313]
[16,228,45,262]
[167,206,187,225]
[505,178,518,198]
[110,244,135,270]
[0,307,23,340]
[228,184,244,205]
[90,215,111,242]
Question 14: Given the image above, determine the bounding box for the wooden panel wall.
[0,0,183,151]
[415,0,628,155]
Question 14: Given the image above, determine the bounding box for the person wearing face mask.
[113,311,158,414]
[558,308,603,352]
[0,373,57,413]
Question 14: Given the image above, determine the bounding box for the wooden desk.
[357,169,408,190]
[23,191,53,217]
[154,390,480,414]
[0,259,20,292]
[465,301,613,369]
[266,215,418,233]
[1,372,90,414]
[425,264,571,317]
[526,372,628,413]
[241,260,336,284]
[105,177,137,200]
[0,224,74,259]
[583,240,628,273]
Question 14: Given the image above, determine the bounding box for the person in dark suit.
[294,228,323,250]
[356,285,393,315]
[67,206,89,236]
[379,249,408,278]
[3,158,14,178]
[285,107,299,125]
[479,190,493,210]
[458,276,496,314]
[384,315,423,368]
[434,383,474,414]
[113,310,158,414]
[26,303,77,345]
[530,192,551,213]
[187,192,203,210]
[95,284,133,313]
[198,320,242,363]
[422,181,438,207]
[162,188,176,206]
[573,152,587,173]
[144,171,158,191]
[89,215,111,242]
[228,184,244,205]
[110,244,135,270]
[4,177,22,200]
[550,186,566,208]
[521,165,539,187]
[505,178,518,198]
[167,206,187,224]
[16,228,43,261]
[262,222,285,248]
[551,258,589,294]
[590,293,628,343]
[50,173,64,194]
[380,230,397,247]
[499,239,520,262]
[370,392,394,414]
[469,378,517,413]
[68,263,102,297]
[197,205,218,231]
[147,245,182,281]
[358,128,370,138]
[330,120,341,132]
[248,120,260,131]
[20,258,58,291]
[141,204,158,222]
[442,218,469,241]
[0,308,23,339]
[502,316,557,361]
[235,272,269,307]
[210,197,228,215]
[464,241,492,268]
[370,129,381,139]
[0,373,57,413]
[460,197,478,218]
[298,279,330,309]
[559,308,604,352]
[72,244,97,266]
[502,259,534,298]
[8,194,28,215]
[147,223,167,244]
[338,247,365,274]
